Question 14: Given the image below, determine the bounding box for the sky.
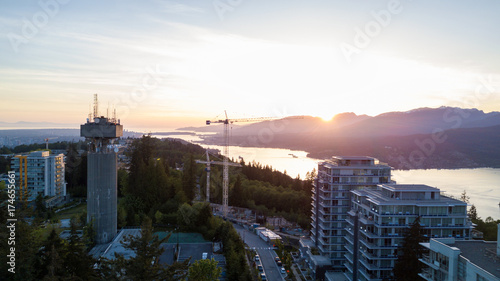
[1,0,500,131]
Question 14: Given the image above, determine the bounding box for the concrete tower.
[80,94,123,244]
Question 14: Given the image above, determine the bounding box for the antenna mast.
[93,93,99,119]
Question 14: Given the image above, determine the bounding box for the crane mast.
[206,111,286,217]
[196,150,241,204]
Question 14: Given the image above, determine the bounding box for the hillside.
[199,107,500,169]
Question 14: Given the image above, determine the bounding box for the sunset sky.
[1,0,499,131]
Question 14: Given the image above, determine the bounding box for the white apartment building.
[307,156,392,276]
[420,232,500,281]
[11,151,66,203]
[345,184,472,281]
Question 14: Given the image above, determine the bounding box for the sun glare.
[319,114,334,122]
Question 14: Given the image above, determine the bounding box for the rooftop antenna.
[107,102,109,119]
[93,93,99,120]
[113,107,117,123]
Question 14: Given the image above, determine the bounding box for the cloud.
[156,1,205,14]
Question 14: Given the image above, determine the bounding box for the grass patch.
[53,202,86,221]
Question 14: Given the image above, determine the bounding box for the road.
[233,223,285,281]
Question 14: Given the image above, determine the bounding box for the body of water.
[155,132,500,220]
[393,169,500,221]
[152,133,320,179]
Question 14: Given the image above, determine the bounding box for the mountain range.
[197,107,500,169]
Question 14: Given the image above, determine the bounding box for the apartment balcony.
[345,244,354,255]
[359,238,398,250]
[380,211,417,216]
[319,223,344,231]
[359,257,381,271]
[344,261,354,274]
[421,224,468,229]
[318,215,345,224]
[317,237,345,247]
[359,216,375,226]
[345,234,354,245]
[362,251,397,261]
[418,268,435,281]
[345,253,354,265]
[359,229,379,239]
[374,222,408,228]
[419,255,449,274]
[319,201,349,208]
[358,268,383,281]
[318,208,346,216]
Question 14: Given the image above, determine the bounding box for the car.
[274,256,280,262]
[254,255,260,261]
[277,260,282,266]
[260,273,267,280]
[281,267,286,274]
[257,265,263,272]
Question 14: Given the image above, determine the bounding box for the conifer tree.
[393,216,424,281]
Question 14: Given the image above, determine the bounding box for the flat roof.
[332,156,376,161]
[325,271,349,281]
[452,240,500,279]
[320,161,391,169]
[353,189,467,206]
[381,184,440,192]
[310,253,332,266]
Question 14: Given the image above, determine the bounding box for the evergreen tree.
[36,229,67,280]
[64,218,98,280]
[229,175,244,207]
[187,258,222,281]
[393,216,424,281]
[182,154,196,202]
[107,217,189,280]
[468,204,479,221]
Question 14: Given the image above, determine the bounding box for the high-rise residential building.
[11,150,66,203]
[345,184,472,281]
[308,156,392,275]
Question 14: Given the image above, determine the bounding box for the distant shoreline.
[151,131,196,136]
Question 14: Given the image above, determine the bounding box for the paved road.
[233,223,285,281]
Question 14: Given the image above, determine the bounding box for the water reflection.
[153,133,500,220]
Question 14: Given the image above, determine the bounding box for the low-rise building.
[419,227,500,281]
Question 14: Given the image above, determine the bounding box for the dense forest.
[0,136,258,280]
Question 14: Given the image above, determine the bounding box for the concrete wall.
[465,261,500,281]
[429,239,461,281]
[87,152,118,244]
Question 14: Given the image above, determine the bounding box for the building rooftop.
[320,161,391,169]
[325,271,349,281]
[90,229,214,266]
[352,188,467,206]
[381,184,440,192]
[310,252,332,267]
[332,156,376,161]
[452,240,500,279]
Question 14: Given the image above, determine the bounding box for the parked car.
[260,273,267,280]
[281,267,286,274]
[255,254,260,261]
[257,265,263,272]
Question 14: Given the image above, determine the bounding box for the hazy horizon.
[1,1,499,129]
